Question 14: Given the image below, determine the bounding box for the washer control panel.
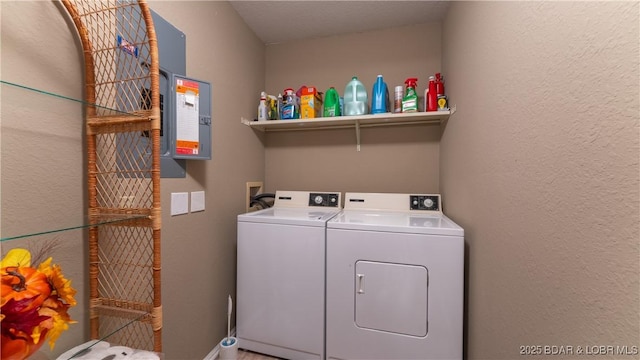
[309,193,340,207]
[409,195,440,211]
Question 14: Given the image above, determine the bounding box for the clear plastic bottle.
[343,76,368,116]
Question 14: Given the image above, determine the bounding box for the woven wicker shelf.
[61,0,162,354]
[88,110,150,124]
[1,0,162,355]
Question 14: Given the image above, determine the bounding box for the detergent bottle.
[402,78,418,112]
[370,75,389,114]
[343,76,368,116]
[323,87,341,117]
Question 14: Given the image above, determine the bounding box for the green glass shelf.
[1,78,158,356]
[1,80,153,244]
[0,215,150,242]
[58,310,148,359]
[0,80,148,118]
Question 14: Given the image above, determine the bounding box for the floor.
[238,349,281,360]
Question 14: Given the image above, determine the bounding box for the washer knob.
[423,198,434,208]
[314,195,324,205]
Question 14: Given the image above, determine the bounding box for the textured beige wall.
[148,2,265,359]
[4,2,638,360]
[1,1,87,358]
[441,2,640,359]
[264,23,442,194]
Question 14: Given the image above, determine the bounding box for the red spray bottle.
[435,73,445,96]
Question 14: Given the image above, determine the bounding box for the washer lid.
[327,210,463,236]
[238,207,341,227]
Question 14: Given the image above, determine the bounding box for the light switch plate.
[191,191,205,212]
[171,192,189,216]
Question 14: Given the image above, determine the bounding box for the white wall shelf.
[241,110,451,132]
[241,109,453,151]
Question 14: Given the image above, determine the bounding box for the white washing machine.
[326,192,464,360]
[237,190,341,360]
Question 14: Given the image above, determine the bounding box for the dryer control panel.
[309,193,340,207]
[410,195,440,211]
[344,193,442,213]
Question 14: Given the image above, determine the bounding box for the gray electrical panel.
[152,10,187,177]
[116,8,211,178]
[152,10,211,177]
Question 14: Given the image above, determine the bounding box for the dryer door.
[355,261,428,337]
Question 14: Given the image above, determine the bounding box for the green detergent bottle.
[323,87,341,117]
[402,78,418,112]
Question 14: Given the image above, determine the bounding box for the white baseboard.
[203,328,236,360]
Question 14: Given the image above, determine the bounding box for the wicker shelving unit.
[60,0,162,352]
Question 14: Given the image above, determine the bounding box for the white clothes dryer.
[237,190,341,360]
[326,192,464,360]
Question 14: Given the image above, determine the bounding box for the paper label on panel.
[175,78,200,155]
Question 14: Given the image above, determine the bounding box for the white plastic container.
[219,337,238,360]
[257,91,268,121]
[343,76,368,116]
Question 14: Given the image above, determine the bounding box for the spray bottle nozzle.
[404,78,418,88]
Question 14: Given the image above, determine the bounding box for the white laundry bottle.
[343,76,368,116]
[257,91,268,121]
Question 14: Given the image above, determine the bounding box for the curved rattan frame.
[60,0,162,352]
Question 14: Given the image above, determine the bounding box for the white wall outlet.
[191,191,205,212]
[171,192,189,216]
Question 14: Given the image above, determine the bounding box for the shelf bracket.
[355,119,361,151]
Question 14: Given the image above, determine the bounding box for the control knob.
[423,198,434,208]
